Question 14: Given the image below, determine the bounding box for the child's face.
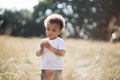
[46,23,62,40]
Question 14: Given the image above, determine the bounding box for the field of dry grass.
[0,35,120,80]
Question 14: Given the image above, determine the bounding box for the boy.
[36,14,66,80]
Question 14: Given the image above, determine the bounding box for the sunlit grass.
[0,35,40,80]
[0,35,120,80]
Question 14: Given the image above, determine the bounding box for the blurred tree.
[12,9,33,36]
[0,0,120,40]
[33,0,118,39]
[0,9,17,35]
[0,9,33,36]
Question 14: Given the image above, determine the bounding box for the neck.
[49,37,58,40]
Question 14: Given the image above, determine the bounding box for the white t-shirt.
[36,37,65,70]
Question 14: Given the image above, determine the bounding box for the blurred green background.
[0,0,120,41]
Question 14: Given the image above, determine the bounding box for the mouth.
[47,35,52,38]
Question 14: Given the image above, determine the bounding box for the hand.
[40,42,45,49]
[40,39,48,49]
[45,41,52,49]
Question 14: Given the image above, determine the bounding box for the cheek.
[46,31,49,36]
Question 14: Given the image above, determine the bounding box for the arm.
[36,41,45,57]
[36,47,44,57]
[45,42,65,56]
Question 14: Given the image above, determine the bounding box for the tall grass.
[0,35,40,80]
[0,35,120,80]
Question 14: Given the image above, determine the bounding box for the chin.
[49,37,56,40]
[48,37,52,39]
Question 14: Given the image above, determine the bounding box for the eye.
[52,29,56,32]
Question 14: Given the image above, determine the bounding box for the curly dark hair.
[44,14,65,31]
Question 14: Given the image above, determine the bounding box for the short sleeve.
[58,39,66,50]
